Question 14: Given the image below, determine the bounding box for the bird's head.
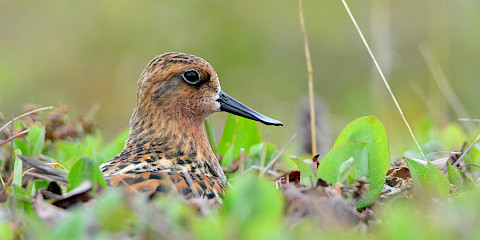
[133,52,283,127]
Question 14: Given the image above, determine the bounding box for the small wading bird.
[100,52,282,202]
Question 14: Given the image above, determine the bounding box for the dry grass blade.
[260,134,297,177]
[297,0,317,156]
[17,155,68,179]
[340,0,426,160]
[0,129,29,147]
[419,44,475,133]
[452,131,480,167]
[458,118,480,122]
[0,106,54,133]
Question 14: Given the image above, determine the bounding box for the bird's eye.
[182,70,200,85]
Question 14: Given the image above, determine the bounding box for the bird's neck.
[122,106,226,184]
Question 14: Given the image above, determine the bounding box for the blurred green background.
[1,0,479,155]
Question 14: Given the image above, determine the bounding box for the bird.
[99,52,283,202]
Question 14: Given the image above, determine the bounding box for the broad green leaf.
[67,157,107,191]
[13,125,45,156]
[446,162,463,192]
[427,162,449,197]
[337,157,358,184]
[217,114,237,154]
[406,158,431,194]
[28,125,45,156]
[221,145,235,167]
[460,172,475,191]
[317,142,367,183]
[33,180,50,191]
[290,156,316,185]
[13,139,27,155]
[332,116,390,208]
[217,115,261,166]
[407,159,450,197]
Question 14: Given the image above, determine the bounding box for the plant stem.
[297,0,317,156]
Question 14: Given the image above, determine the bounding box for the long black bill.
[217,91,283,126]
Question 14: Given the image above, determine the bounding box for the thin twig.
[0,129,29,147]
[341,0,426,160]
[452,131,480,167]
[458,118,480,122]
[0,106,54,133]
[260,134,297,177]
[459,163,480,170]
[297,0,317,156]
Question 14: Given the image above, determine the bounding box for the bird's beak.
[216,91,283,126]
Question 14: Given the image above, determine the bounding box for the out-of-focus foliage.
[1,110,480,239]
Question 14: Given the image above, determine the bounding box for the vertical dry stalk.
[341,0,426,160]
[297,0,317,156]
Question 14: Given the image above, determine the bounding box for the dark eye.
[182,70,200,85]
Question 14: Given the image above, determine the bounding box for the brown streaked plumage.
[100,52,282,202]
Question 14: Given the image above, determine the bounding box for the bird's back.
[100,142,225,200]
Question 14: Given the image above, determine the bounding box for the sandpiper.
[100,52,282,201]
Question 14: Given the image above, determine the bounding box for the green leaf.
[13,139,27,155]
[406,158,431,194]
[28,125,45,156]
[13,125,45,156]
[460,172,475,191]
[12,151,23,187]
[67,157,107,191]
[427,162,449,198]
[317,142,367,183]
[221,145,235,167]
[332,116,390,208]
[337,157,358,184]
[217,115,261,166]
[290,156,316,185]
[446,162,463,192]
[406,159,450,197]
